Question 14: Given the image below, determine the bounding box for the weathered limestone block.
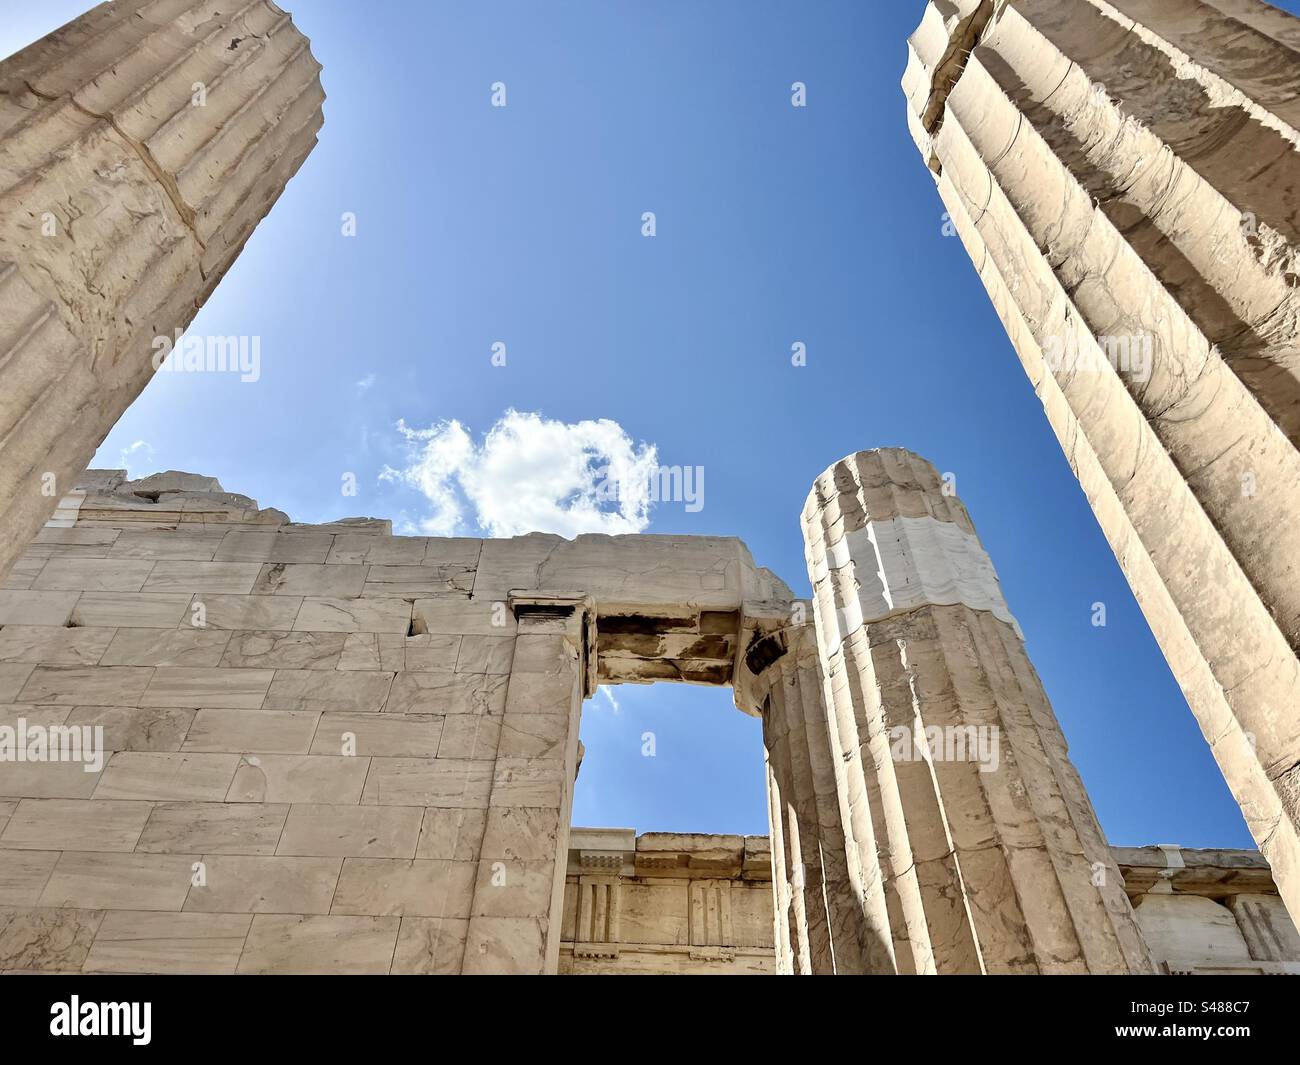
[1133,894,1257,972]
[82,911,251,974]
[0,906,104,971]
[236,915,399,975]
[275,805,422,859]
[135,802,290,856]
[803,449,1154,973]
[905,0,1300,920]
[391,917,470,974]
[474,533,762,604]
[0,0,323,581]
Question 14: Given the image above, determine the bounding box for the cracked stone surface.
[904,0,1300,924]
[0,0,324,584]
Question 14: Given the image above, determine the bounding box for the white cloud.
[118,440,157,479]
[380,410,659,538]
[355,373,377,393]
[597,685,621,713]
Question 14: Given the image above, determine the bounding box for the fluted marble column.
[803,449,1154,974]
[904,0,1300,921]
[743,621,886,973]
[763,749,797,975]
[0,0,323,580]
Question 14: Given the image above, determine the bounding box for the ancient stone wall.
[0,470,788,974]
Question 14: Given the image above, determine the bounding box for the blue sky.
[8,0,1291,847]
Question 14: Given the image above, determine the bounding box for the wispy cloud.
[118,440,157,479]
[380,409,660,538]
[355,373,377,394]
[597,685,621,713]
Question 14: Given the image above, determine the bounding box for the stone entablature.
[1117,846,1300,976]
[560,829,775,975]
[561,833,1300,976]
